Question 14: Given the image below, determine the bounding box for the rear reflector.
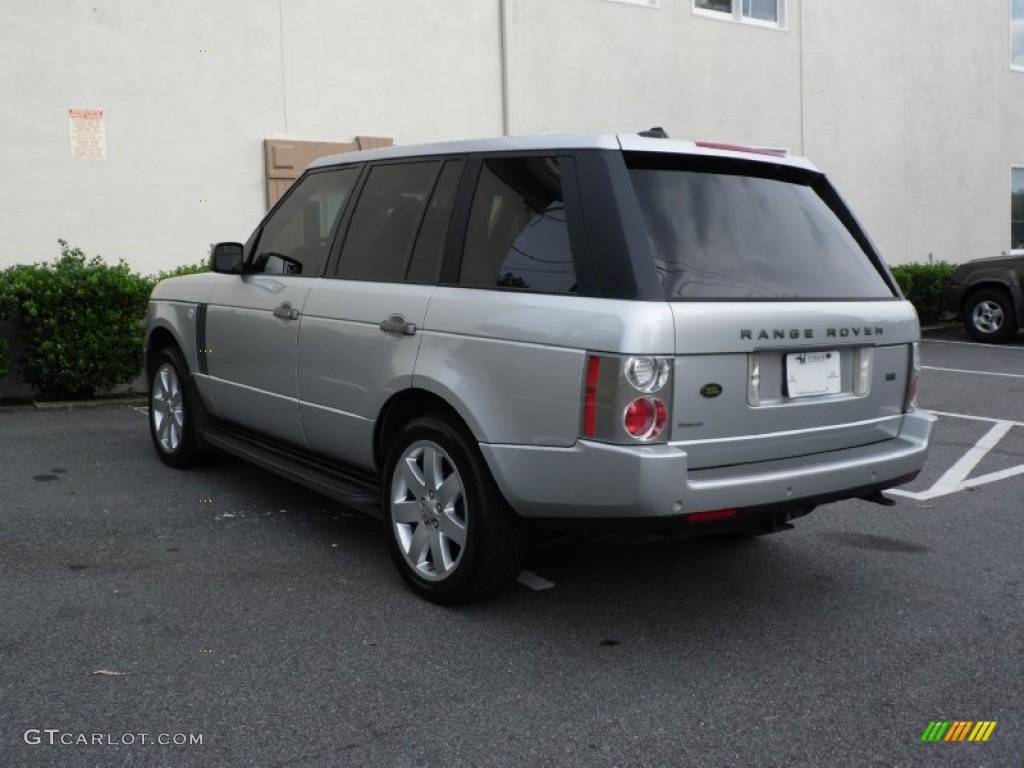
[687,508,738,523]
[583,356,601,436]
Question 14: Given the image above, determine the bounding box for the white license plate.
[786,350,841,398]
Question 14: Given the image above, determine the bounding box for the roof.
[307,133,820,172]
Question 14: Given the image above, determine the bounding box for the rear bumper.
[481,410,936,521]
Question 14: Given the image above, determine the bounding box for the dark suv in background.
[944,253,1024,342]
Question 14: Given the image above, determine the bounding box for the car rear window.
[625,153,895,300]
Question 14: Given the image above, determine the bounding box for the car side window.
[337,160,444,282]
[250,167,360,276]
[459,156,577,294]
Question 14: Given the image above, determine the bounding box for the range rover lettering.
[145,131,935,603]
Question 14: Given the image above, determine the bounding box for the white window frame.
[692,0,787,30]
[1012,0,1024,72]
[606,0,659,7]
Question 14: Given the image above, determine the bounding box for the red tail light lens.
[583,356,601,436]
[623,397,668,441]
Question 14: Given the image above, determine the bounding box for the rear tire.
[382,416,529,604]
[964,288,1017,343]
[148,347,204,468]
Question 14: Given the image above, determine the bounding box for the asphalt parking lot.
[1,327,1022,768]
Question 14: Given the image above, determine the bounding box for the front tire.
[149,347,203,468]
[964,288,1018,343]
[382,416,528,604]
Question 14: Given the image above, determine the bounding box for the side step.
[201,427,382,518]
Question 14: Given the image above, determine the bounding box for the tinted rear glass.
[626,155,894,300]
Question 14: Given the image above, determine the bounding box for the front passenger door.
[205,166,361,447]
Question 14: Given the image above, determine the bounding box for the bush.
[0,241,211,398]
[0,278,17,380]
[152,260,210,283]
[889,261,958,326]
[0,241,154,399]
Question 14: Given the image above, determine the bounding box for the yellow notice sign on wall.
[68,108,106,160]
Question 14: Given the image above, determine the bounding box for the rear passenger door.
[297,158,464,467]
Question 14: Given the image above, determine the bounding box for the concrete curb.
[31,396,147,411]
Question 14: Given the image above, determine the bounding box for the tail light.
[580,353,673,444]
[904,342,920,411]
[624,397,669,440]
[582,356,601,436]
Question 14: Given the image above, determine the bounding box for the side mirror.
[210,242,244,274]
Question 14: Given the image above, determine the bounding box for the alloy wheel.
[390,440,468,581]
[152,363,185,454]
[971,300,1005,334]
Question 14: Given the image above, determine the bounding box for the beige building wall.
[0,0,503,274]
[802,0,1024,265]
[506,0,802,151]
[1,0,1021,273]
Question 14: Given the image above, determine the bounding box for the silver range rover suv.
[146,131,935,603]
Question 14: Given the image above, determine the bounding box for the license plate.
[786,350,841,398]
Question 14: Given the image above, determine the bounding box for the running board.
[201,428,382,518]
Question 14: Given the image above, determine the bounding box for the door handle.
[273,302,300,321]
[379,314,417,336]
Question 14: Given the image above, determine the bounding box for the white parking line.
[923,339,1024,350]
[927,410,1024,427]
[888,411,1024,500]
[922,366,1024,379]
[516,570,555,591]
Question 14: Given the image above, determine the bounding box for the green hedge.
[0,282,16,380]
[0,240,208,400]
[889,261,958,326]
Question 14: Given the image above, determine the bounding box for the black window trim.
[405,157,466,285]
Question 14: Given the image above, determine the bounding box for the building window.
[693,0,785,28]
[606,0,659,6]
[1013,0,1024,70]
[1012,167,1024,250]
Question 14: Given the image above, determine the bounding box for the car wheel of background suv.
[383,416,529,604]
[149,347,204,468]
[964,288,1018,343]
